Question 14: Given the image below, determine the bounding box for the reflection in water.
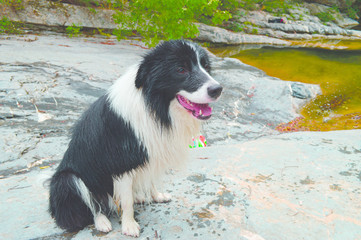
[209,44,361,131]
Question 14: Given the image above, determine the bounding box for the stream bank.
[1,34,360,240]
[209,42,361,132]
[2,0,361,45]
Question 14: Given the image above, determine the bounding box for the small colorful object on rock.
[189,135,207,148]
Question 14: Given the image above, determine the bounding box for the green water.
[209,44,361,131]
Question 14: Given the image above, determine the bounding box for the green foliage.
[263,0,293,16]
[97,28,112,38]
[316,10,336,23]
[66,23,83,37]
[0,16,23,34]
[220,0,242,14]
[0,0,24,10]
[226,22,245,32]
[344,0,358,20]
[112,0,231,47]
[238,0,263,11]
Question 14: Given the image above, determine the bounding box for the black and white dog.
[49,40,222,237]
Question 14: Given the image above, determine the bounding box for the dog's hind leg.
[114,174,140,237]
[73,177,112,233]
[49,172,94,232]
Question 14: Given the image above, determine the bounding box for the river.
[209,40,361,131]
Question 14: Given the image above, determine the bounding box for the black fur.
[49,171,93,232]
[49,95,148,231]
[49,40,213,233]
[135,40,212,128]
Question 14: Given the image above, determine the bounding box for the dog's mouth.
[176,94,212,120]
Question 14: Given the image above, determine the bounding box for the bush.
[66,23,83,37]
[316,10,336,23]
[263,0,293,16]
[112,0,231,47]
[0,0,24,10]
[0,16,23,34]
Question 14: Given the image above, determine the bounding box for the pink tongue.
[177,95,212,119]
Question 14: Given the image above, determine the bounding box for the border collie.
[49,40,222,237]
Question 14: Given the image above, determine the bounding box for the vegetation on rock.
[1,0,360,44]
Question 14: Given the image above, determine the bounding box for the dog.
[49,40,222,237]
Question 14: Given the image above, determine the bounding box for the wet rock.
[291,82,314,99]
[206,57,320,144]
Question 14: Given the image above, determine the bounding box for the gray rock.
[1,34,360,240]
[2,0,117,29]
[238,7,361,40]
[336,16,360,29]
[195,23,290,46]
[305,0,356,9]
[291,82,314,99]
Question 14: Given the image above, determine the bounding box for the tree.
[112,0,231,47]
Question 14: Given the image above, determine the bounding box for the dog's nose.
[207,84,223,99]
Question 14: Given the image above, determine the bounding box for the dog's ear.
[135,65,147,88]
[135,62,151,88]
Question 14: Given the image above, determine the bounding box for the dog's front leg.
[118,174,140,237]
[151,184,172,203]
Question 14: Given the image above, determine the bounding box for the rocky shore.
[2,0,361,45]
[1,1,361,239]
[1,34,360,240]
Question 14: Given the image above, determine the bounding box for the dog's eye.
[177,67,187,74]
[201,59,210,71]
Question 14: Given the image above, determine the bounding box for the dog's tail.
[49,171,94,232]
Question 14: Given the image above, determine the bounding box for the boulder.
[335,15,360,29]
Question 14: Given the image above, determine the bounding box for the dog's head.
[135,40,222,127]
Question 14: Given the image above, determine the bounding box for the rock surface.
[2,0,360,44]
[1,34,360,240]
[195,23,290,45]
[1,0,117,30]
[238,6,361,40]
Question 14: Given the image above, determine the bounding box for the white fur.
[107,66,202,235]
[73,176,99,216]
[178,66,221,104]
[73,176,114,233]
[94,213,112,233]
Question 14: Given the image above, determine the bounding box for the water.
[209,42,361,131]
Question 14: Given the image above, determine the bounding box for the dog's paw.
[94,214,112,233]
[122,219,140,237]
[134,196,147,204]
[152,192,172,203]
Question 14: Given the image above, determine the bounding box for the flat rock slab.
[1,34,360,240]
[1,130,360,239]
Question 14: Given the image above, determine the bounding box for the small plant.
[0,16,23,34]
[66,23,83,37]
[97,28,112,38]
[239,0,263,11]
[226,22,245,32]
[251,28,259,34]
[1,0,24,10]
[316,10,336,23]
[344,0,359,20]
[262,0,293,16]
